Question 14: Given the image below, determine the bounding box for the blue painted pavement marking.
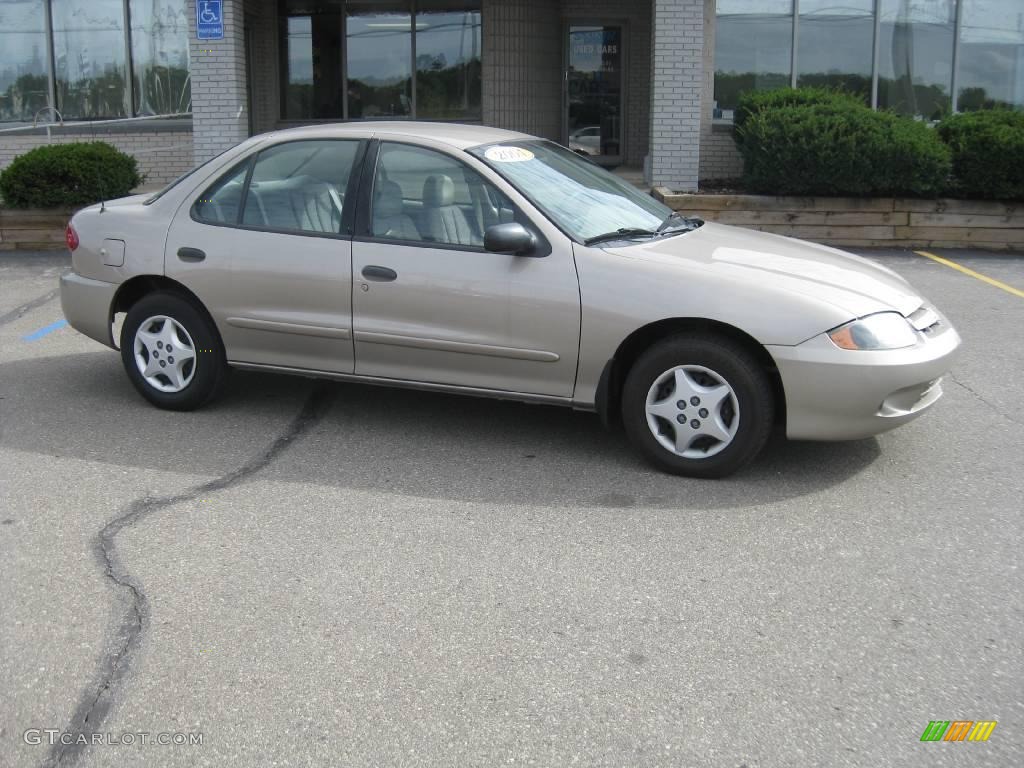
[22,318,67,342]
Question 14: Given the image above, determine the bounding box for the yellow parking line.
[914,250,1024,299]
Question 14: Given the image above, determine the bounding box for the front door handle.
[177,247,206,262]
[361,265,397,282]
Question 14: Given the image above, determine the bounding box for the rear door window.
[242,141,360,235]
[193,140,361,236]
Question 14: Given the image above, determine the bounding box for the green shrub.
[0,142,142,208]
[737,101,950,197]
[936,110,1024,200]
[733,87,865,138]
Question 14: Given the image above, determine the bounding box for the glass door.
[565,23,624,166]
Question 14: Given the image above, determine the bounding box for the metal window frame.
[951,0,964,112]
[123,0,136,116]
[44,0,58,115]
[410,1,417,117]
[790,0,798,88]
[871,0,881,108]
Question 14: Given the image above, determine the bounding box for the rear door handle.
[177,247,206,262]
[361,265,397,282]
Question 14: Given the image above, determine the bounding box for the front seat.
[420,174,476,246]
[372,180,420,240]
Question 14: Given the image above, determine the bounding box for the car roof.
[263,121,535,150]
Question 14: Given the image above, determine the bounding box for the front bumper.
[60,271,117,349]
[767,320,961,441]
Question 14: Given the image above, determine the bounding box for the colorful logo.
[921,721,997,742]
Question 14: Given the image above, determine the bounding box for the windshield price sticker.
[485,146,534,163]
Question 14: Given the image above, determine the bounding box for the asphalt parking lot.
[1,247,1021,768]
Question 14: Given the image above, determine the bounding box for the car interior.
[193,141,518,244]
[371,172,516,246]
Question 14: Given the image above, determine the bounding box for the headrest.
[422,174,455,207]
[374,180,404,217]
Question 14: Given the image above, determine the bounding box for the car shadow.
[1,352,881,509]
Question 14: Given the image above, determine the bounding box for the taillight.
[65,223,79,251]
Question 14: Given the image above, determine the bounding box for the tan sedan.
[60,123,959,477]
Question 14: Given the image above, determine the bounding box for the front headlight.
[828,312,918,351]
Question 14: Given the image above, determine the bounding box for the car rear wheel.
[621,335,774,478]
[120,292,227,411]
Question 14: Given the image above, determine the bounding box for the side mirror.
[484,222,538,256]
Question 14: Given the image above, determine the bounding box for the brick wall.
[697,0,743,182]
[481,0,562,141]
[700,129,743,180]
[648,0,704,191]
[188,0,249,163]
[0,127,194,185]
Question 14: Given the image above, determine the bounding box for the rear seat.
[243,175,343,233]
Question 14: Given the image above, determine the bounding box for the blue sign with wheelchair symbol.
[197,0,224,40]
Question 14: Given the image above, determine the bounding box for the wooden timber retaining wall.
[3,196,1023,251]
[0,207,75,251]
[653,190,1024,251]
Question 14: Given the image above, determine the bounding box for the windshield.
[469,140,673,243]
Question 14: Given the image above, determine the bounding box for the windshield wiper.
[584,228,658,246]
[656,211,702,234]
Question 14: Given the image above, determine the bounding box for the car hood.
[606,222,924,319]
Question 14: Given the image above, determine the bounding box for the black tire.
[120,291,228,411]
[621,335,774,478]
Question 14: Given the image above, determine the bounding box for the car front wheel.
[120,292,227,410]
[621,335,774,478]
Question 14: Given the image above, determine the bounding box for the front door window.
[567,24,623,164]
[368,142,518,247]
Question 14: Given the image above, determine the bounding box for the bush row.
[0,142,142,208]
[733,88,1024,200]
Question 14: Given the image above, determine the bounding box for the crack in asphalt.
[43,384,333,768]
[949,371,1021,426]
[0,289,58,327]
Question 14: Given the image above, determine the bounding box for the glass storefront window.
[282,0,481,121]
[715,0,1015,120]
[283,15,315,119]
[0,0,50,122]
[281,0,344,120]
[130,0,191,116]
[796,0,873,103]
[415,0,481,119]
[51,0,130,119]
[957,0,1024,111]
[346,1,412,118]
[877,0,956,119]
[714,0,794,116]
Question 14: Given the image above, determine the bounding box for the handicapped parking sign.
[197,0,224,40]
